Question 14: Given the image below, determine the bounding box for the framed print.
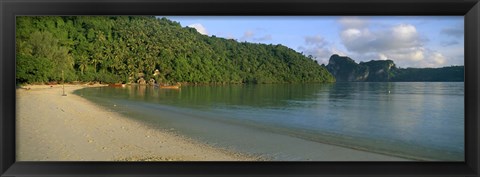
[1,0,479,176]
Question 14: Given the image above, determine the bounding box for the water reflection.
[75,82,464,161]
[82,84,335,109]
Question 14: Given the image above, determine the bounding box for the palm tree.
[77,55,89,74]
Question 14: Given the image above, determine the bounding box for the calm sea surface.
[74,82,464,161]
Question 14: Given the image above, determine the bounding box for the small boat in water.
[108,83,124,87]
[158,83,181,89]
[159,85,180,89]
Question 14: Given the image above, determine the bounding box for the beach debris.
[87,139,94,143]
[102,147,108,150]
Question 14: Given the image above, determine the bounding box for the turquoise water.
[74,82,464,161]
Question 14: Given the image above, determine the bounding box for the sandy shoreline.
[16,84,408,161]
[16,84,257,161]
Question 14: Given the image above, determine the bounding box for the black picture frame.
[1,0,479,176]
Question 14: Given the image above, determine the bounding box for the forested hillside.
[391,66,464,82]
[326,54,464,82]
[16,16,335,85]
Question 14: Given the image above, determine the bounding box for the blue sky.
[161,16,464,68]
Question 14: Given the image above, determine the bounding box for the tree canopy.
[16,16,335,85]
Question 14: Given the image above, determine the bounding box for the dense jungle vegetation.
[16,16,335,85]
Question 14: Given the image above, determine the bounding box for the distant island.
[325,54,464,82]
[16,16,334,85]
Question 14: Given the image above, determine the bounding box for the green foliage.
[16,22,76,83]
[392,66,464,82]
[360,60,397,82]
[77,71,96,82]
[326,54,368,82]
[16,16,335,84]
[96,71,123,84]
[16,54,53,83]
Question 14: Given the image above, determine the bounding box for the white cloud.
[378,53,388,60]
[298,46,331,63]
[377,47,424,64]
[187,23,208,35]
[390,24,423,49]
[435,47,464,66]
[341,28,362,38]
[411,50,424,61]
[241,30,255,40]
[340,23,423,53]
[335,17,459,67]
[374,48,449,68]
[305,35,328,46]
[431,52,446,65]
[298,35,346,65]
[392,24,417,39]
[241,30,272,42]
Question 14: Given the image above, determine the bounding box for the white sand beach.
[16,84,257,161]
